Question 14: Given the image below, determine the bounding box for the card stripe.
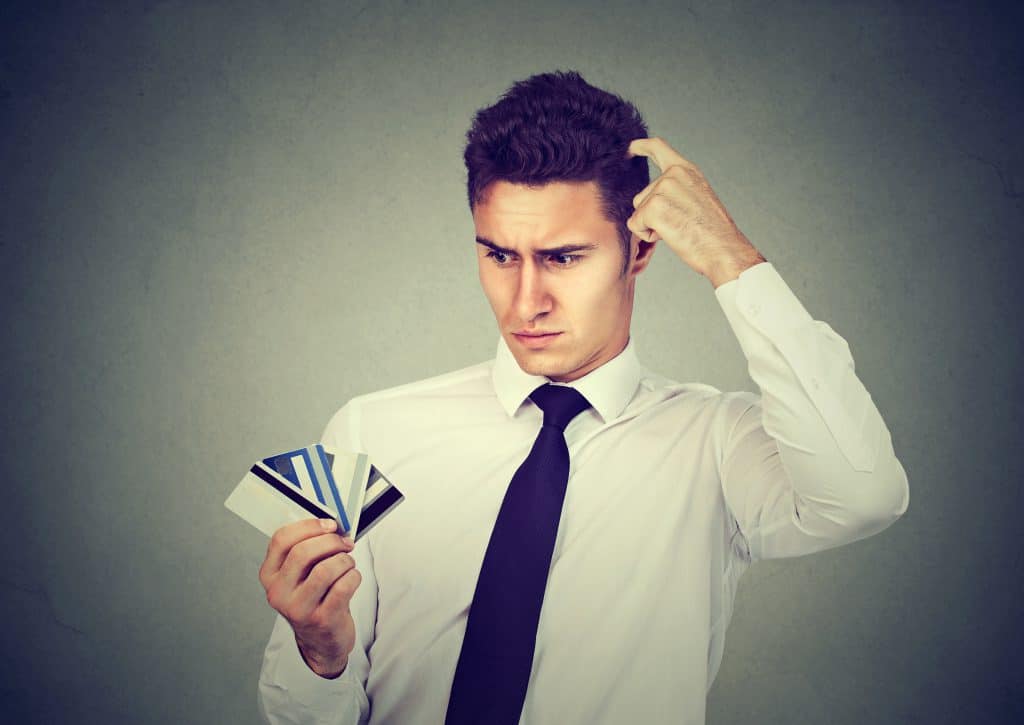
[361,465,397,509]
[250,464,339,524]
[236,448,404,542]
[290,454,319,502]
[315,445,349,528]
[345,453,370,535]
[356,485,404,539]
[363,478,390,507]
[297,449,328,505]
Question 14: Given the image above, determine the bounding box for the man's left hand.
[627,137,766,288]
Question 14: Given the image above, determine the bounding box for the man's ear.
[629,232,657,276]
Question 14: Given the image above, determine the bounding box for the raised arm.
[713,263,909,560]
[626,136,908,561]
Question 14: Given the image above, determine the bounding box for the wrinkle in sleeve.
[256,401,378,724]
[715,264,910,561]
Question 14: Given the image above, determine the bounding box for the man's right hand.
[259,518,362,679]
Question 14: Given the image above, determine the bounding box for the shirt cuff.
[713,261,814,335]
[261,614,365,715]
[713,261,880,473]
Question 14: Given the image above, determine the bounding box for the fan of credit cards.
[225,444,404,541]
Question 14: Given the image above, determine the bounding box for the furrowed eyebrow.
[475,236,599,256]
[475,237,515,255]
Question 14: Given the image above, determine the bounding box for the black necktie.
[445,383,591,725]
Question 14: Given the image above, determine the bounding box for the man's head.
[463,70,656,382]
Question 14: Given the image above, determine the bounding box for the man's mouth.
[512,331,562,349]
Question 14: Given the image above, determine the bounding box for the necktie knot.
[529,383,591,432]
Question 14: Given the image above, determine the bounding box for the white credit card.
[224,443,404,541]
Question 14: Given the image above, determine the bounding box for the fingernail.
[320,519,337,532]
[342,536,355,546]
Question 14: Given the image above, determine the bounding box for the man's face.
[473,180,654,382]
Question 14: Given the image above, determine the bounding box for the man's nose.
[513,262,552,323]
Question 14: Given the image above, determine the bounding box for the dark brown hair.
[463,70,650,270]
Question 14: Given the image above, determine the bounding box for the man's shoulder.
[353,358,494,405]
[320,357,496,447]
[638,366,760,414]
[319,356,495,446]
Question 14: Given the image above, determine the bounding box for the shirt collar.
[491,335,643,423]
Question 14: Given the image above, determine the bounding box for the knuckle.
[290,536,312,558]
[326,570,359,602]
[282,602,308,624]
[341,567,362,592]
[307,550,352,589]
[268,589,296,618]
[330,581,355,604]
[658,177,682,194]
[285,540,317,570]
[325,551,351,571]
[278,549,299,576]
[307,608,328,629]
[309,560,340,588]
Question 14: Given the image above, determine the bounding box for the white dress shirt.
[257,261,910,725]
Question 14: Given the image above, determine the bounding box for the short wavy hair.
[463,70,650,273]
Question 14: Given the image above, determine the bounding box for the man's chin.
[505,332,590,379]
[512,354,552,377]
[510,349,565,379]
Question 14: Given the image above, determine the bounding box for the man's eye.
[549,253,581,267]
[486,250,512,265]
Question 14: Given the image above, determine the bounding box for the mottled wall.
[2,1,1021,723]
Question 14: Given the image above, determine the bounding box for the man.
[255,70,909,724]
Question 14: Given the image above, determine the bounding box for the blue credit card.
[225,443,405,541]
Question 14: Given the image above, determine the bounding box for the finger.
[261,518,339,584]
[637,174,694,212]
[632,176,659,210]
[277,532,351,592]
[627,137,690,173]
[288,551,357,618]
[320,566,363,614]
[626,208,657,243]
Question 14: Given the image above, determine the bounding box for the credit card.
[224,443,404,541]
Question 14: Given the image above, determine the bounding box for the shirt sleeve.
[257,402,378,724]
[713,262,910,562]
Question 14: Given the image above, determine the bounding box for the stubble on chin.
[510,350,563,379]
[517,353,594,383]
[512,355,552,378]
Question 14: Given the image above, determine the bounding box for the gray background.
[2,1,1021,723]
